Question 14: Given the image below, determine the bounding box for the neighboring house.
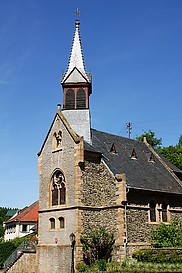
[36,18,182,273]
[6,209,19,220]
[4,201,39,241]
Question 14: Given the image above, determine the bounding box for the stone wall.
[82,159,116,207]
[126,189,182,257]
[81,157,125,261]
[7,253,37,273]
[37,245,71,273]
[127,207,151,243]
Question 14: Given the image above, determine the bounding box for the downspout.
[123,187,129,258]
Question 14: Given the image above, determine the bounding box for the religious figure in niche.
[54,130,62,149]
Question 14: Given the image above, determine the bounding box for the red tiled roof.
[5,201,39,224]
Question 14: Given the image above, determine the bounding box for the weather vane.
[74,7,80,20]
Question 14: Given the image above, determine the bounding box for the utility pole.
[126,122,132,139]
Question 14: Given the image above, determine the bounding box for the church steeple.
[61,18,92,110]
[62,19,90,83]
[61,16,92,144]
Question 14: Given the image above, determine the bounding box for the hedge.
[133,248,182,263]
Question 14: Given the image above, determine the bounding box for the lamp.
[69,233,76,273]
[69,233,76,245]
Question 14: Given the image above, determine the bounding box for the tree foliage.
[80,226,115,265]
[0,207,18,239]
[0,208,9,239]
[136,131,182,170]
[136,130,162,149]
[158,135,182,170]
[152,218,182,248]
[177,135,182,147]
[0,234,37,267]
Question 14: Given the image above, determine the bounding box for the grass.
[120,258,182,272]
[77,258,182,272]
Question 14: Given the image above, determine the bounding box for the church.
[36,17,182,273]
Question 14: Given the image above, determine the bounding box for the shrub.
[152,218,182,248]
[132,249,182,263]
[98,259,107,271]
[77,262,89,272]
[0,234,37,267]
[0,241,16,267]
[80,226,115,265]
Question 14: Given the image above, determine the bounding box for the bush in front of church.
[80,226,115,265]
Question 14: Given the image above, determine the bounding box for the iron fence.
[3,240,37,272]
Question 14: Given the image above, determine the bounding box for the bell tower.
[61,17,92,144]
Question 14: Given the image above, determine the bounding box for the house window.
[149,200,156,222]
[76,88,86,109]
[59,217,65,229]
[22,224,28,232]
[65,89,75,109]
[162,202,168,222]
[51,170,66,206]
[50,218,55,229]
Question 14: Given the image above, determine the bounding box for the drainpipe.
[123,187,129,258]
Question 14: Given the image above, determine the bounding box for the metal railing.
[3,240,37,272]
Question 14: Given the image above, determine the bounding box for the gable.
[62,67,89,84]
[38,109,81,156]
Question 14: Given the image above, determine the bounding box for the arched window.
[65,89,75,109]
[149,200,156,222]
[59,217,65,229]
[52,184,58,206]
[76,88,86,109]
[60,183,66,205]
[162,202,168,222]
[51,170,66,206]
[50,218,55,229]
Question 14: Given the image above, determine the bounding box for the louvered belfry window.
[76,88,86,109]
[65,89,75,109]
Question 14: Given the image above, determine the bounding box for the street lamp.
[69,233,76,273]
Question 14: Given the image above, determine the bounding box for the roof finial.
[74,7,80,25]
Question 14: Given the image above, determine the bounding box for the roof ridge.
[17,201,38,221]
[143,141,182,187]
[5,201,38,223]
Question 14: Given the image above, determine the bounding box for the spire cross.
[74,7,80,20]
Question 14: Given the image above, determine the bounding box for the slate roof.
[61,20,91,84]
[85,129,182,195]
[5,201,39,224]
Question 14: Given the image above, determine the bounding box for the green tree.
[80,226,115,265]
[136,130,162,149]
[177,135,182,147]
[152,218,182,248]
[0,207,8,239]
[158,135,182,170]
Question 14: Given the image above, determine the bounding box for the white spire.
[62,20,90,83]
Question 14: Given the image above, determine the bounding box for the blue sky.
[0,0,182,208]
